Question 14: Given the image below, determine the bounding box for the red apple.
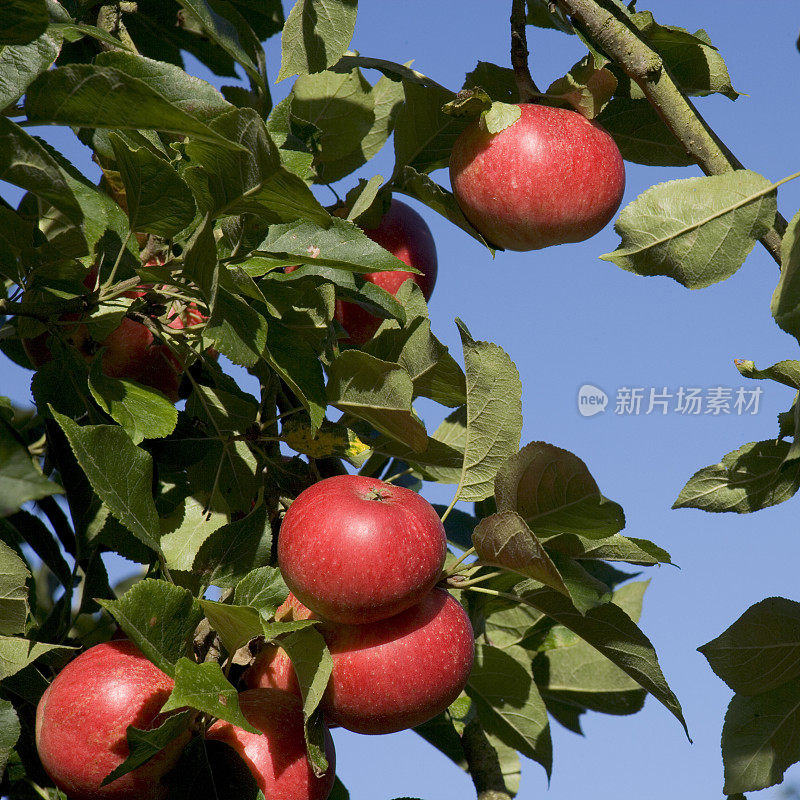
[449,103,625,251]
[35,640,187,800]
[335,199,438,344]
[277,474,447,624]
[205,689,335,800]
[245,590,475,735]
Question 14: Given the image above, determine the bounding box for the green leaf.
[466,644,552,776]
[161,658,259,733]
[0,0,48,44]
[101,710,191,786]
[0,30,61,110]
[772,209,800,341]
[205,286,269,369]
[596,98,694,167]
[721,679,800,794]
[546,58,617,119]
[183,108,328,224]
[52,411,162,554]
[25,65,245,150]
[97,579,202,677]
[94,51,233,122]
[278,0,358,81]
[200,600,263,656]
[481,101,522,133]
[108,134,195,238]
[544,531,672,566]
[291,68,373,164]
[734,359,800,389]
[233,566,289,617]
[279,626,333,771]
[631,12,739,100]
[88,360,178,445]
[601,171,778,289]
[0,539,29,635]
[0,636,74,681]
[394,166,492,250]
[472,511,570,599]
[160,497,227,573]
[0,424,63,516]
[177,0,265,93]
[533,583,647,717]
[494,441,626,539]
[258,216,411,273]
[326,351,428,452]
[1,510,71,586]
[394,79,468,175]
[192,504,272,589]
[0,698,20,777]
[525,0,573,33]
[699,597,800,696]
[516,585,689,736]
[451,320,523,502]
[673,440,800,513]
[0,117,83,224]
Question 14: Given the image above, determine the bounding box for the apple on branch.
[450,103,625,251]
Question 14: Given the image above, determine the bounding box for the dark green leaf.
[88,360,178,445]
[673,440,800,513]
[98,579,202,677]
[205,287,268,369]
[26,65,245,149]
[101,710,191,786]
[326,351,428,452]
[52,412,162,553]
[0,539,29,635]
[721,679,800,794]
[0,0,48,44]
[494,441,625,539]
[772,209,800,341]
[233,566,289,617]
[466,644,552,776]
[0,425,63,516]
[200,600,263,655]
[161,657,259,732]
[0,635,74,681]
[278,0,358,81]
[0,30,61,109]
[0,698,20,776]
[699,597,800,695]
[108,134,195,237]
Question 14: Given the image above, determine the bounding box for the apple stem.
[444,546,477,576]
[383,467,415,485]
[510,0,541,102]
[447,570,503,589]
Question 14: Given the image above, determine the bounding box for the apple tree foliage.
[0,0,793,797]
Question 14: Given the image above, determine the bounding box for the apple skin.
[206,689,335,800]
[277,474,447,624]
[449,103,625,251]
[35,640,187,800]
[335,199,438,344]
[245,590,475,735]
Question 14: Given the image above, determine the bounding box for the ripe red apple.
[205,689,335,800]
[335,199,438,344]
[449,103,625,251]
[277,474,447,624]
[35,640,187,800]
[245,590,475,735]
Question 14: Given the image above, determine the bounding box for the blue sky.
[3,1,800,798]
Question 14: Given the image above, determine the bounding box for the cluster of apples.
[33,475,472,800]
[245,474,475,736]
[22,264,207,403]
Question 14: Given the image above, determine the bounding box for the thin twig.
[510,0,540,101]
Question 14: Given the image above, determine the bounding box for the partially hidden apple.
[35,640,188,800]
[449,103,625,251]
[277,474,447,624]
[244,589,475,735]
[205,688,336,800]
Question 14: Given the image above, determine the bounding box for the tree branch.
[510,0,540,101]
[462,719,514,800]
[555,0,786,266]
